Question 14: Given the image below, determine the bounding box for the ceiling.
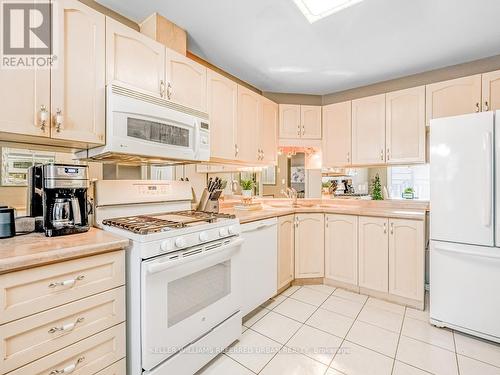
[97,0,500,95]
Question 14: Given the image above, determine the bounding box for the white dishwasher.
[236,217,278,316]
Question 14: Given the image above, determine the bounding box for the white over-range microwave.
[76,83,210,163]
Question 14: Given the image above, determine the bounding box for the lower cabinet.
[389,219,425,301]
[278,215,295,290]
[325,214,358,285]
[358,216,389,292]
[295,214,324,278]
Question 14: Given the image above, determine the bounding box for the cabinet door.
[278,215,295,290]
[51,0,105,145]
[358,216,388,292]
[279,104,301,139]
[482,70,500,111]
[106,17,165,97]
[426,74,481,126]
[386,86,425,164]
[295,214,324,278]
[0,0,49,141]
[301,105,322,139]
[322,101,351,167]
[207,69,237,160]
[260,96,278,164]
[237,85,260,162]
[166,49,207,112]
[325,214,358,285]
[352,94,386,165]
[389,219,424,301]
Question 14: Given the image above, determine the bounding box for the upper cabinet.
[301,105,322,139]
[260,97,278,164]
[426,74,481,126]
[279,104,321,140]
[165,49,207,112]
[385,86,425,164]
[0,0,104,147]
[352,94,386,165]
[51,0,105,146]
[279,104,300,138]
[322,101,352,167]
[106,17,166,98]
[237,85,261,162]
[207,69,237,160]
[482,69,500,112]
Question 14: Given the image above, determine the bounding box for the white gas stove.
[94,180,243,375]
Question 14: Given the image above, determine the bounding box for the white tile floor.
[197,284,500,375]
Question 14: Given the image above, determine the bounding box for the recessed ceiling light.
[293,0,365,23]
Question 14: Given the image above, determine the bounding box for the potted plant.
[240,179,255,197]
[371,174,384,200]
[402,187,415,199]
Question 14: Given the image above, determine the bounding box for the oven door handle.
[146,238,244,275]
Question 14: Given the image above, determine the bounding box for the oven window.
[127,117,190,147]
[167,260,231,327]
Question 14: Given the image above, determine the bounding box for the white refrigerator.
[430,111,500,343]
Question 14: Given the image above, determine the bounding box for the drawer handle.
[48,275,85,289]
[49,356,85,374]
[48,317,85,334]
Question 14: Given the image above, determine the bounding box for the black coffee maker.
[27,164,90,237]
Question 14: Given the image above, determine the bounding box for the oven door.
[141,237,243,371]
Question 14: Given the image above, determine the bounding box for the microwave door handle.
[193,121,201,158]
[146,238,244,274]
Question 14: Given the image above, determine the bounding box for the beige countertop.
[221,198,428,224]
[0,228,129,274]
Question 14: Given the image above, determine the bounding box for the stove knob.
[199,232,209,242]
[160,240,172,252]
[228,225,236,235]
[175,237,187,248]
[219,227,229,237]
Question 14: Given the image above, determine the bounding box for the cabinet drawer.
[0,251,124,324]
[95,358,126,375]
[0,287,125,373]
[7,323,125,375]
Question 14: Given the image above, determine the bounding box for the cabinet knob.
[347,152,350,163]
[484,101,490,111]
[476,102,480,113]
[54,108,63,132]
[49,356,85,374]
[302,125,305,136]
[234,144,239,157]
[390,222,394,235]
[383,222,387,234]
[380,149,384,161]
[167,82,173,100]
[387,148,390,161]
[39,105,48,131]
[160,80,165,98]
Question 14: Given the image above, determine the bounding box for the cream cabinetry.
[279,104,301,138]
[358,216,389,292]
[322,101,352,167]
[385,86,426,164]
[106,16,166,98]
[325,214,358,285]
[389,219,425,301]
[482,69,500,111]
[279,104,321,139]
[237,85,261,162]
[426,74,481,126]
[0,250,126,374]
[51,0,105,146]
[295,214,324,279]
[260,96,279,164]
[278,215,295,290]
[352,94,386,165]
[166,48,207,112]
[0,0,105,147]
[207,69,238,160]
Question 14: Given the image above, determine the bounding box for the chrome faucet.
[282,187,298,205]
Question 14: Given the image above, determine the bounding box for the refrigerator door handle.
[435,243,500,260]
[483,131,492,227]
